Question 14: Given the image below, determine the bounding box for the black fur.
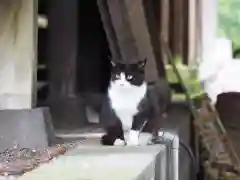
[110,59,146,86]
[100,60,171,145]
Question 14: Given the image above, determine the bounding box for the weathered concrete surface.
[0,0,37,109]
[0,108,55,151]
[56,103,191,180]
[20,145,166,180]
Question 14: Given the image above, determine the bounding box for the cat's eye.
[127,75,133,80]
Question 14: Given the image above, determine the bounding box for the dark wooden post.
[159,0,170,65]
[169,0,184,58]
[143,0,167,78]
[106,0,139,63]
[97,0,166,82]
[183,0,189,64]
[47,0,87,129]
[97,0,121,61]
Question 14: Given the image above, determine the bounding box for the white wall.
[0,0,37,109]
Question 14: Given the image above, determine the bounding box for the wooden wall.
[97,0,201,81]
[161,0,200,66]
[37,0,201,128]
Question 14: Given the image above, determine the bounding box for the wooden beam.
[105,0,162,81]
[142,0,166,78]
[188,0,197,66]
[125,0,160,81]
[97,0,121,60]
[182,0,189,64]
[160,0,170,65]
[47,0,88,128]
[106,0,138,63]
[169,0,184,58]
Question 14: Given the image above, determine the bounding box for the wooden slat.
[188,0,198,66]
[169,0,184,58]
[97,0,121,61]
[182,0,189,64]
[143,0,166,78]
[104,0,164,81]
[123,0,160,81]
[47,0,88,127]
[160,0,170,65]
[106,0,138,63]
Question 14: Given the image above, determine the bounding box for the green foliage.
[218,0,240,49]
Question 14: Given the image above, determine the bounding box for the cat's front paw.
[114,139,125,146]
[126,130,139,146]
[126,139,139,146]
[126,136,139,146]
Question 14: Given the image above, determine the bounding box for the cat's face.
[110,59,146,88]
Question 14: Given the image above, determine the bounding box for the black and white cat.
[100,59,170,146]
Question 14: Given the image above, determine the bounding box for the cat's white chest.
[109,83,147,130]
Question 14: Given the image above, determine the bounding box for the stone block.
[0,107,55,152]
[20,145,167,180]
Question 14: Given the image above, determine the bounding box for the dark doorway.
[77,0,111,94]
[37,0,111,129]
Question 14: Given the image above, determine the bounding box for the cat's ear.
[138,58,147,69]
[111,61,116,67]
[108,56,117,67]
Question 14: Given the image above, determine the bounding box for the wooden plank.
[47,0,88,128]
[97,0,121,60]
[47,0,78,99]
[106,0,138,63]
[142,0,166,78]
[194,0,203,64]
[182,0,189,64]
[104,0,165,81]
[169,0,184,58]
[123,0,160,81]
[160,0,170,65]
[188,0,198,66]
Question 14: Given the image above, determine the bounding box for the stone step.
[19,145,167,180]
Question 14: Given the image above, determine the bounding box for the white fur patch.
[108,73,147,130]
[113,139,125,146]
[126,130,139,146]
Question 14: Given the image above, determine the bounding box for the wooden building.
[0,0,218,130]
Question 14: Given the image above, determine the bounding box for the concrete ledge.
[0,107,55,152]
[20,145,167,180]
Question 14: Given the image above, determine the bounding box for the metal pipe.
[158,131,179,180]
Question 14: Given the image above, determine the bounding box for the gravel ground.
[0,140,84,178]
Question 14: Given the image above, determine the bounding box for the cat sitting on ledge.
[100,58,171,146]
